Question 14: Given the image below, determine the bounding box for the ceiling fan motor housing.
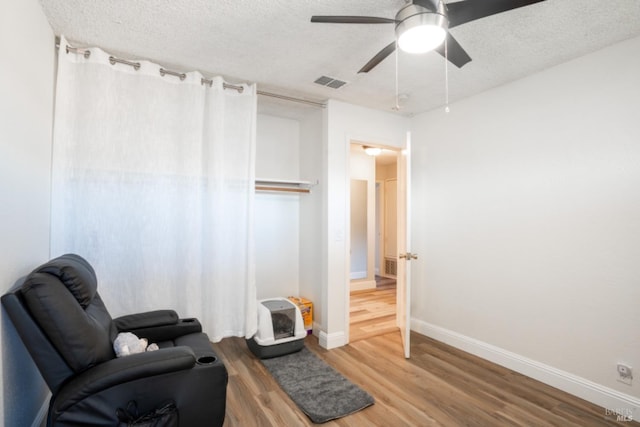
[395,4,449,53]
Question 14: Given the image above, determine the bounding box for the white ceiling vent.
[314,75,347,89]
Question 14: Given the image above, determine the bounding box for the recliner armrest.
[115,311,203,342]
[53,346,196,413]
[114,310,179,330]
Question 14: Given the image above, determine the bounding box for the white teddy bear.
[113,332,159,357]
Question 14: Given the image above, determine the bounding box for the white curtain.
[51,36,257,341]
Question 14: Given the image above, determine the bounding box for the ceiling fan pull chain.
[394,40,400,111]
[444,33,450,113]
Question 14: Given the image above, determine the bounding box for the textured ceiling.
[39,0,640,117]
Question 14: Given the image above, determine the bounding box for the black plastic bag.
[117,400,178,427]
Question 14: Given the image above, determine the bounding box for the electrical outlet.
[617,364,633,385]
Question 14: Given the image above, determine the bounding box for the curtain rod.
[56,40,326,108]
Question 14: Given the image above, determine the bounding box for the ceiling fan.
[311,0,546,73]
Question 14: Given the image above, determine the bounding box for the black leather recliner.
[1,254,228,426]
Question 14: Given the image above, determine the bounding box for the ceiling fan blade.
[311,16,396,24]
[434,33,472,68]
[358,41,397,73]
[412,0,439,12]
[447,0,546,28]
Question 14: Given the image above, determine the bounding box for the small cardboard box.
[288,296,313,334]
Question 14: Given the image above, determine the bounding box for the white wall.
[298,109,324,328]
[411,36,640,414]
[0,0,55,425]
[349,179,368,279]
[255,114,301,299]
[349,146,376,287]
[322,100,409,348]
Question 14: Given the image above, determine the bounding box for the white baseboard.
[350,271,367,280]
[412,319,640,419]
[318,329,346,350]
[32,395,49,427]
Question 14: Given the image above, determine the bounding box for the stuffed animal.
[113,332,159,357]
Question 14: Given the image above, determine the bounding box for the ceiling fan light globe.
[396,12,448,54]
[398,25,446,53]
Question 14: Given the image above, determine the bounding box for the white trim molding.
[350,271,367,280]
[318,330,346,350]
[412,319,640,420]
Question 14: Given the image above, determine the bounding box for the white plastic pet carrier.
[246,297,306,359]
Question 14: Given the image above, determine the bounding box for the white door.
[396,132,414,359]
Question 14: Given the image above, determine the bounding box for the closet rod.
[255,179,315,194]
[255,186,310,194]
[56,38,326,106]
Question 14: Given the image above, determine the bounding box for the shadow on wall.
[2,279,49,427]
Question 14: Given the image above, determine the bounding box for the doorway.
[349,142,399,342]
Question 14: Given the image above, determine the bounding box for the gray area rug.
[261,347,374,423]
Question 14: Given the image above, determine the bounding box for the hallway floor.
[349,276,397,342]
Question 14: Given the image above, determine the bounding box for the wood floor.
[211,332,636,426]
[350,276,398,342]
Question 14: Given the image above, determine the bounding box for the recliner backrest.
[20,254,115,373]
[2,283,74,393]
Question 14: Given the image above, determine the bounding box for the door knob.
[399,252,418,260]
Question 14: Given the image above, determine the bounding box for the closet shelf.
[255,179,315,194]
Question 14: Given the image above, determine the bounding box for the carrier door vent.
[262,300,295,339]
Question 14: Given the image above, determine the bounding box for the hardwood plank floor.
[211,332,636,426]
[350,276,398,342]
